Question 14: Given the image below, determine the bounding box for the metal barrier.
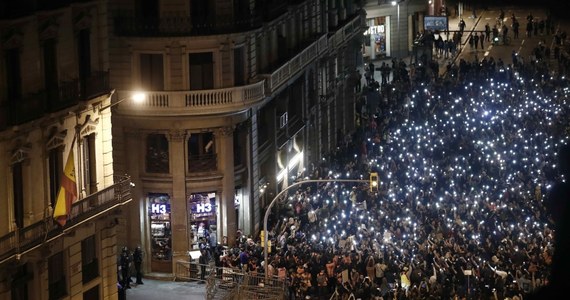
[175,260,287,300]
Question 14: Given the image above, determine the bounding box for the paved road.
[125,279,206,300]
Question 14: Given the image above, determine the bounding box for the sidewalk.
[125,278,206,300]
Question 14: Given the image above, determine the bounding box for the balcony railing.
[260,34,329,95]
[1,71,110,127]
[0,0,93,20]
[328,12,365,49]
[0,177,132,265]
[116,80,264,116]
[188,153,218,173]
[114,12,262,37]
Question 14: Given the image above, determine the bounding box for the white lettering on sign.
[151,203,166,214]
[196,203,212,213]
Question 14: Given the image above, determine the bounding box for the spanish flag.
[53,148,77,226]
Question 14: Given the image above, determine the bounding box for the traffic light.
[370,172,379,192]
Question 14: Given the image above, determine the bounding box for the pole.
[263,179,368,279]
[397,3,400,57]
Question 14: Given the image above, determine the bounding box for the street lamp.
[392,1,400,58]
[99,90,146,111]
[263,178,369,279]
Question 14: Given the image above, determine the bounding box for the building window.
[82,285,99,300]
[5,48,22,101]
[189,52,213,90]
[48,147,63,208]
[12,162,24,228]
[233,130,243,166]
[77,28,91,97]
[43,38,59,104]
[233,47,245,86]
[146,134,169,173]
[11,263,29,300]
[81,235,99,284]
[140,53,164,90]
[82,133,97,194]
[187,132,216,172]
[48,252,66,300]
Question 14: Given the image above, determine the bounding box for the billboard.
[424,15,448,31]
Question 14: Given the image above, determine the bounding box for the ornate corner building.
[109,0,366,276]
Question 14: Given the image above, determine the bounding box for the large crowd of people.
[211,14,570,300]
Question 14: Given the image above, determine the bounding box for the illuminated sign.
[364,25,385,35]
[147,193,170,217]
[189,192,216,218]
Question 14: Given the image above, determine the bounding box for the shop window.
[187,192,217,250]
[363,17,387,59]
[81,235,99,284]
[48,252,66,300]
[146,134,169,173]
[148,194,171,262]
[187,132,217,172]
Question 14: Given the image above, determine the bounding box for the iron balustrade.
[0,177,132,265]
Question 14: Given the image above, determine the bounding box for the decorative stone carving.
[39,18,60,41]
[46,130,67,150]
[169,130,187,142]
[11,144,31,164]
[215,126,234,137]
[1,28,23,49]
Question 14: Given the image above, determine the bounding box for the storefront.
[147,193,172,273]
[363,16,390,60]
[187,192,217,250]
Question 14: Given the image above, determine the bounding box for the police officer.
[133,246,144,284]
[119,247,132,289]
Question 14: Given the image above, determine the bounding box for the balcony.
[188,153,218,173]
[0,0,93,20]
[114,12,262,37]
[328,12,366,50]
[257,12,364,96]
[1,71,110,128]
[116,80,264,117]
[0,177,132,265]
[260,34,329,96]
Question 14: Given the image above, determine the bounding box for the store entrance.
[148,193,172,273]
[188,192,217,252]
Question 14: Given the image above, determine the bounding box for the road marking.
[484,51,490,57]
[517,39,525,53]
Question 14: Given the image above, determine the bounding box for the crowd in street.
[213,34,570,299]
[202,9,570,300]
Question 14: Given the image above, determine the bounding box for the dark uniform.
[133,246,144,284]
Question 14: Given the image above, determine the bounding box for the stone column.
[168,130,189,269]
[215,126,236,246]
